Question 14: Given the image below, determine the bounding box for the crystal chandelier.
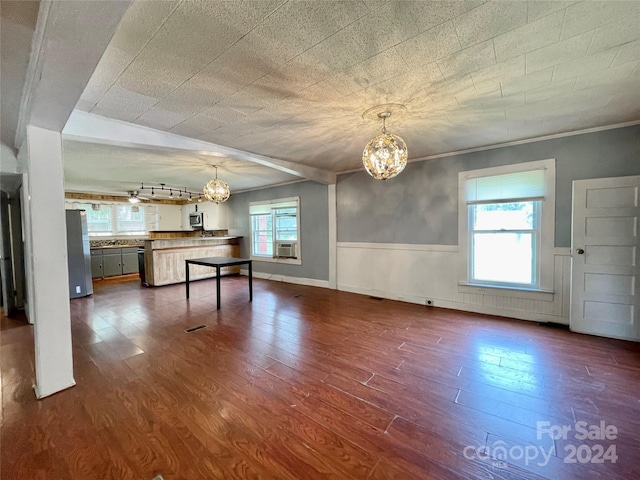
[203,165,230,204]
[362,108,408,180]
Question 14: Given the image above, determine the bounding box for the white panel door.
[570,176,640,341]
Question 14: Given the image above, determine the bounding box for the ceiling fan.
[127,190,145,203]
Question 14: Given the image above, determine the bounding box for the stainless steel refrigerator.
[66,209,93,298]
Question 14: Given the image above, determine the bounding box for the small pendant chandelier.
[203,165,230,204]
[362,105,408,180]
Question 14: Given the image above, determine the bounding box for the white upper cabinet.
[181,202,229,230]
[203,203,228,230]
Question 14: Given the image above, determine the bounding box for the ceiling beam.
[63,111,337,185]
[15,0,132,147]
[65,191,184,206]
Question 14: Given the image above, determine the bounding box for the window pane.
[83,204,112,233]
[251,214,272,256]
[275,213,297,241]
[116,205,146,233]
[472,232,534,285]
[472,202,535,231]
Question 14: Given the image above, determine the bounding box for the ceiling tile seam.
[491,39,498,76]
[584,29,598,63]
[90,0,184,112]
[557,6,568,43]
[451,13,465,53]
[550,65,557,84]
[558,1,571,43]
[608,45,626,71]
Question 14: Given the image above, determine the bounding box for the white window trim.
[458,158,556,294]
[249,196,302,265]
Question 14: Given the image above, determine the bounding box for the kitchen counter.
[144,236,242,286]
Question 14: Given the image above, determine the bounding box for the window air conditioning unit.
[276,242,296,258]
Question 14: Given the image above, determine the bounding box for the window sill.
[458,282,554,301]
[251,255,302,266]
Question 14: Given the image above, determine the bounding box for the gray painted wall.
[338,125,640,247]
[226,181,329,281]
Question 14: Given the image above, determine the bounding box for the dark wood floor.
[1,275,639,479]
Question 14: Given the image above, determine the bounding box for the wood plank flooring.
[2,275,639,479]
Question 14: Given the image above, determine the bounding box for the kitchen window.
[458,159,555,293]
[116,205,146,234]
[250,197,301,264]
[73,203,149,236]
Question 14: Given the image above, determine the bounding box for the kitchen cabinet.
[91,247,141,278]
[203,203,228,230]
[121,247,139,274]
[90,251,103,279]
[102,251,123,277]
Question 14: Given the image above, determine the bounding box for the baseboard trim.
[240,269,330,289]
[337,242,458,252]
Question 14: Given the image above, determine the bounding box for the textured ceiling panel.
[561,1,632,40]
[66,0,640,195]
[493,9,564,62]
[453,0,527,48]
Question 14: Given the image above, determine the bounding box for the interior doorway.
[0,177,26,318]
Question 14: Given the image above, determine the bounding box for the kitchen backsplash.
[90,238,146,248]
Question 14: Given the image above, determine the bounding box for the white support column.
[24,125,75,398]
[328,184,337,289]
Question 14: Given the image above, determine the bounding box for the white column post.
[24,125,75,398]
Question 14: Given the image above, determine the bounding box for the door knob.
[576,248,585,254]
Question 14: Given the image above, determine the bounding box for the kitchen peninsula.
[144,231,241,286]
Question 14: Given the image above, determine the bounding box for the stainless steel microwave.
[189,213,202,226]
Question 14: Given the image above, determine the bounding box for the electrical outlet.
[75,286,81,294]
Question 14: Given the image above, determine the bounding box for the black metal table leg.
[185,261,190,299]
[249,261,253,302]
[216,265,221,310]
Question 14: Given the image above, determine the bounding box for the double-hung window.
[459,159,555,292]
[250,197,301,264]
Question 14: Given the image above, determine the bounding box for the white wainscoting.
[337,242,571,324]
